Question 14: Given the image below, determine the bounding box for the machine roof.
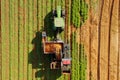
[54,18,65,28]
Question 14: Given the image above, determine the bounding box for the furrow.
[14,0,19,80]
[18,0,24,80]
[9,0,15,79]
[28,0,33,80]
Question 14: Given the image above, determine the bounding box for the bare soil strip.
[65,0,69,43]
[97,0,104,80]
[89,1,92,80]
[108,0,114,80]
[117,1,120,80]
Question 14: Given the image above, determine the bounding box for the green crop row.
[79,44,87,80]
[71,0,88,28]
[72,32,87,80]
[72,32,79,80]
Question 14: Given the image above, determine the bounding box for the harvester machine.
[42,6,71,74]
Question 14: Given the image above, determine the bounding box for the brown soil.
[79,0,119,80]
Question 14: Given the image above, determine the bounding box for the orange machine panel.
[44,42,63,54]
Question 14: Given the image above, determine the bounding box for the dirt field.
[1,0,120,80]
[81,0,120,80]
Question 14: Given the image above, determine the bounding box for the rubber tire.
[62,10,65,17]
[53,10,57,17]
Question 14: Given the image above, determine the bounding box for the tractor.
[42,6,71,74]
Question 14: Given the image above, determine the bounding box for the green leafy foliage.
[72,32,87,80]
[79,44,87,80]
[71,0,88,28]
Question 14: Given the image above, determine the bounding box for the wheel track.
[89,0,92,79]
[97,0,104,80]
[5,0,10,79]
[107,0,114,80]
[65,0,69,43]
[89,0,93,80]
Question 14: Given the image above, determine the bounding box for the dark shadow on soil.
[28,32,43,69]
[44,11,56,40]
[28,10,61,79]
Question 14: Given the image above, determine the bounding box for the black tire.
[53,10,57,17]
[62,10,65,17]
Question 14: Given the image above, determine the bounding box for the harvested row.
[85,0,119,80]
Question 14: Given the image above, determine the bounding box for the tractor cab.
[53,6,65,35]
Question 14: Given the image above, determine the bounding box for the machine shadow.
[28,11,62,80]
[44,11,56,39]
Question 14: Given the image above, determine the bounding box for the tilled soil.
[80,0,119,80]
